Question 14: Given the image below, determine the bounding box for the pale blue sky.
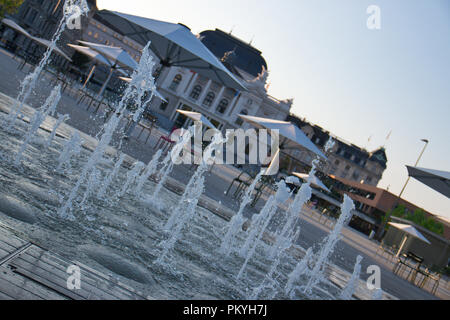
[97,0,450,219]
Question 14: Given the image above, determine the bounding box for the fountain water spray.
[116,161,145,198]
[164,130,226,231]
[149,151,173,207]
[97,152,126,199]
[267,175,312,260]
[156,175,205,264]
[249,226,299,299]
[79,168,101,209]
[134,149,163,196]
[219,170,264,256]
[236,181,291,280]
[302,194,355,295]
[339,255,363,300]
[57,42,156,219]
[56,131,82,172]
[14,85,62,165]
[5,0,89,131]
[46,114,69,148]
[239,179,292,259]
[285,247,314,297]
[156,130,227,263]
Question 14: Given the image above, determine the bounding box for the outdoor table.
[406,252,425,283]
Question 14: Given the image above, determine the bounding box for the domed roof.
[199,29,267,78]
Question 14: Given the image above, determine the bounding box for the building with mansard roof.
[286,113,388,187]
[146,28,293,132]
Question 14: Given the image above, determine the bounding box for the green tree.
[0,0,24,19]
[385,205,444,236]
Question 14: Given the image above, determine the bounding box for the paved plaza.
[0,47,448,300]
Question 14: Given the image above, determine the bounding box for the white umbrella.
[1,18,71,61]
[239,114,326,175]
[95,10,246,91]
[77,40,138,70]
[30,36,72,61]
[176,109,216,129]
[291,172,331,193]
[406,166,450,198]
[68,43,127,90]
[388,222,431,257]
[70,41,138,96]
[118,76,167,102]
[1,18,32,37]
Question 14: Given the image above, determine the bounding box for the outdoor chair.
[393,254,418,281]
[376,241,397,263]
[250,176,275,207]
[154,126,179,152]
[225,170,254,198]
[418,269,441,295]
[77,87,97,108]
[136,117,157,144]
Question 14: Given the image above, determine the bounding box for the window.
[334,160,340,166]
[169,74,182,91]
[190,85,202,100]
[235,109,248,126]
[203,92,215,107]
[216,99,229,114]
[246,98,253,106]
[345,165,351,171]
[159,99,169,111]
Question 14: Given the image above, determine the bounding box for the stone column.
[211,86,225,111]
[183,72,198,98]
[198,79,212,105]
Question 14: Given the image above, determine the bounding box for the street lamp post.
[376,139,429,240]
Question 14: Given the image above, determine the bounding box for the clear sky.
[96,0,450,219]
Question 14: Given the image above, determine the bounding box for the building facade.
[328,174,450,241]
[287,114,388,187]
[6,0,98,50]
[146,29,293,134]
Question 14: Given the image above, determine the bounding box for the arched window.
[159,98,169,111]
[169,74,182,91]
[203,92,215,107]
[216,99,229,114]
[190,85,202,100]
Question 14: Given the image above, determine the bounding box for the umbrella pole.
[265,148,280,176]
[396,235,408,257]
[98,67,114,97]
[83,65,96,89]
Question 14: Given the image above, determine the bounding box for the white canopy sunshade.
[30,36,72,61]
[406,166,450,198]
[239,114,326,175]
[238,115,326,157]
[95,10,246,91]
[118,76,166,102]
[69,41,138,96]
[388,222,431,257]
[77,40,138,70]
[176,109,216,129]
[1,18,71,61]
[68,44,112,66]
[1,18,32,37]
[291,172,331,193]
